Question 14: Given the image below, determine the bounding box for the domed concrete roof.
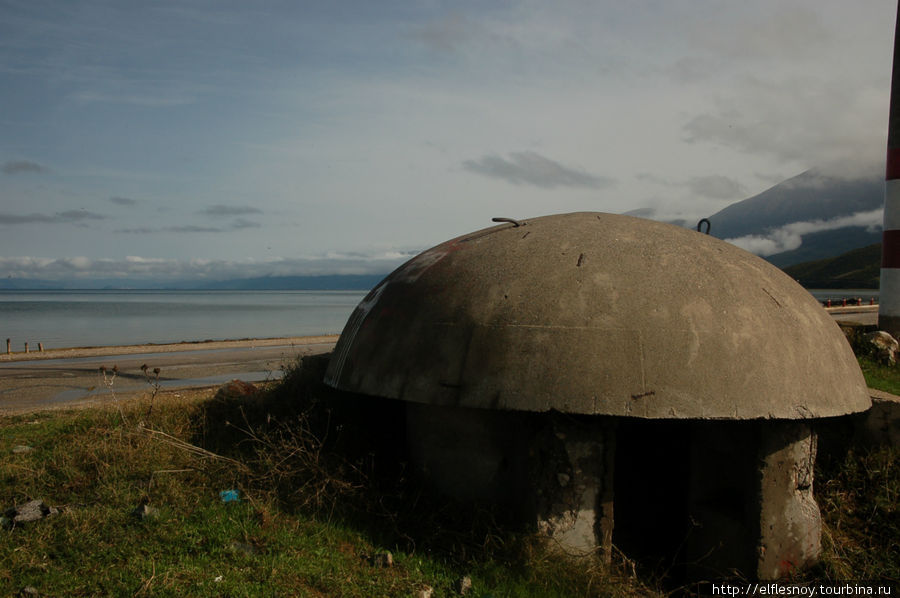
[325,212,871,419]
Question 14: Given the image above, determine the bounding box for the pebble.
[4,500,58,528]
[455,575,473,595]
[371,551,393,568]
[230,541,262,555]
[131,503,159,520]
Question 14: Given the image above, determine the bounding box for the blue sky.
[0,0,895,282]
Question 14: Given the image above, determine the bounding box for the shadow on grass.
[184,354,655,597]
[190,354,526,563]
[182,353,900,595]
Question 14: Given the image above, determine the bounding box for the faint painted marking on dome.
[392,247,449,284]
[325,280,387,386]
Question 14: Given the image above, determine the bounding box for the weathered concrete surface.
[757,422,821,580]
[404,408,827,577]
[406,404,613,557]
[326,212,870,419]
[530,415,613,558]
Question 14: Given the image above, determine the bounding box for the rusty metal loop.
[696,218,711,235]
[492,217,525,228]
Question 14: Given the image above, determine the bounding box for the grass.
[0,357,654,597]
[841,321,900,393]
[1,352,897,596]
[812,444,900,582]
[858,354,900,395]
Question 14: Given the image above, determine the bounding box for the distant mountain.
[707,169,883,239]
[0,274,387,291]
[0,278,64,290]
[764,227,883,268]
[782,243,881,289]
[196,274,385,291]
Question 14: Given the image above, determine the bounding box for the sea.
[0,287,880,351]
[0,290,367,350]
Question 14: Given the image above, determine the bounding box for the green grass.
[0,359,652,597]
[2,354,897,596]
[812,445,900,581]
[858,354,900,395]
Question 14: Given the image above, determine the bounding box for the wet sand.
[0,335,339,363]
[0,335,338,414]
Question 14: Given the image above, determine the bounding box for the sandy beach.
[0,335,338,414]
[0,335,339,363]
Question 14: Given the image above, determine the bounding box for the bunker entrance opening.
[613,419,691,577]
[612,419,761,580]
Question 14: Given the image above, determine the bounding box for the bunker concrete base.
[529,415,614,559]
[406,404,613,559]
[757,422,821,579]
[406,404,823,580]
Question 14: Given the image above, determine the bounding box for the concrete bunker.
[324,212,871,580]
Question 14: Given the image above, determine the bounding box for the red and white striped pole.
[881,2,900,337]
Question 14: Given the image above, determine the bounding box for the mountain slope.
[765,228,883,268]
[707,170,883,240]
[781,243,881,289]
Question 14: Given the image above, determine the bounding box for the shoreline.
[0,335,339,363]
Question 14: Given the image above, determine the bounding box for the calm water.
[0,290,366,350]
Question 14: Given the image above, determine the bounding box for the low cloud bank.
[725,209,882,256]
[0,251,417,283]
[1,160,49,175]
[0,210,106,225]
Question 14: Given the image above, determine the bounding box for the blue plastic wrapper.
[219,489,240,503]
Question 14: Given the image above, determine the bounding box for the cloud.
[637,173,746,200]
[231,218,261,229]
[682,76,886,178]
[0,252,412,281]
[725,209,883,256]
[109,196,137,206]
[115,225,222,233]
[70,90,197,107]
[167,225,224,233]
[198,204,263,217]
[115,219,259,234]
[0,210,106,225]
[635,173,670,186]
[411,14,479,53]
[462,151,614,189]
[686,175,746,199]
[2,160,49,175]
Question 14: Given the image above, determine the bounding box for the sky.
[0,0,896,283]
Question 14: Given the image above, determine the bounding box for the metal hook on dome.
[696,218,711,235]
[492,217,525,228]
